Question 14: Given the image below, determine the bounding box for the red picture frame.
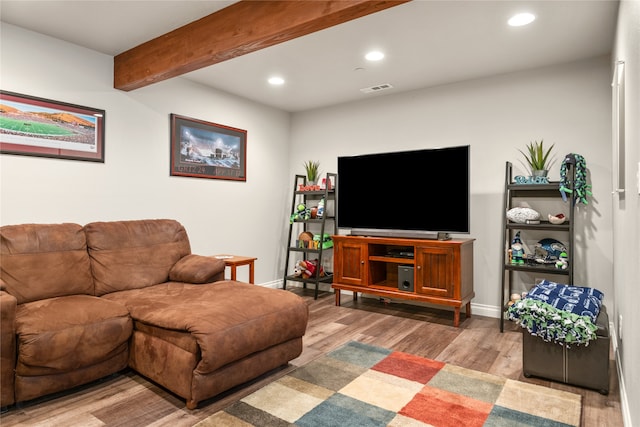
[170,114,247,181]
[0,90,105,162]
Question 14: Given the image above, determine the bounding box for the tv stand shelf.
[331,235,474,327]
[369,255,414,263]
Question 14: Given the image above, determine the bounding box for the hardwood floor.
[1,288,623,426]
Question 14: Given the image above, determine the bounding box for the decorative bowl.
[548,214,566,225]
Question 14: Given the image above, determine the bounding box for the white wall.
[0,23,291,285]
[0,21,614,312]
[612,1,640,426]
[290,56,614,314]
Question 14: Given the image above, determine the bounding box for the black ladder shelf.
[499,161,576,332]
[283,173,337,299]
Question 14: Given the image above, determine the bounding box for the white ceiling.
[0,1,619,112]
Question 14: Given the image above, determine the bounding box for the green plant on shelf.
[519,140,554,176]
[303,160,320,183]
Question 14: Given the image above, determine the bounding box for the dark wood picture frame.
[170,114,247,181]
[0,90,105,162]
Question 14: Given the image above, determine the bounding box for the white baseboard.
[274,280,333,292]
[468,302,501,319]
[609,323,631,427]
[260,279,282,289]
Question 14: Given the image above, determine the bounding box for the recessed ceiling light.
[508,12,535,27]
[365,51,384,61]
[268,76,285,85]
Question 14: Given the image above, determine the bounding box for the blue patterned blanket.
[508,280,603,346]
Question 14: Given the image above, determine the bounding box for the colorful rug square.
[198,341,582,427]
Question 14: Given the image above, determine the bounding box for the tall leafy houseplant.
[519,140,554,176]
[303,160,320,184]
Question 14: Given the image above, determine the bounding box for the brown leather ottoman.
[522,305,610,394]
[101,281,308,408]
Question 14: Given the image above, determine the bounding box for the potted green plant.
[303,160,320,184]
[519,140,554,177]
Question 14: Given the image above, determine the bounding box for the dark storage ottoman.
[522,305,610,394]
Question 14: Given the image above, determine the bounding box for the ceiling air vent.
[360,83,394,94]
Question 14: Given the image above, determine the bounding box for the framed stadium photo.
[0,90,105,162]
[170,114,247,181]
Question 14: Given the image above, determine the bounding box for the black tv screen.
[337,145,470,238]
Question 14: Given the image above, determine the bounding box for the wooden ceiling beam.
[113,0,410,91]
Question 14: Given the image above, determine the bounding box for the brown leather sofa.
[1,219,308,410]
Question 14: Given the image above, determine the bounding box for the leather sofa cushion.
[134,321,199,354]
[169,254,225,284]
[1,290,17,406]
[0,223,94,304]
[15,295,132,376]
[101,281,308,374]
[85,219,191,296]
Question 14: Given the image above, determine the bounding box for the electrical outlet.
[619,314,623,340]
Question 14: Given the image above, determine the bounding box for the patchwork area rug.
[197,341,582,427]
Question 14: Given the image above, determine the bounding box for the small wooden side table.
[212,255,257,284]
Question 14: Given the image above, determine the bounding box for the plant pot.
[532,169,548,178]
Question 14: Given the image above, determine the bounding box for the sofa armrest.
[169,254,225,284]
[1,287,17,407]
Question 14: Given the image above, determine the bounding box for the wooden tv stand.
[331,235,475,327]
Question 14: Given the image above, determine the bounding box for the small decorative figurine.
[294,259,325,279]
[317,198,325,219]
[555,251,569,269]
[511,232,525,265]
[290,203,311,223]
[508,293,522,307]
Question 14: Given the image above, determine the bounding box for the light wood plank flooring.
[1,288,623,426]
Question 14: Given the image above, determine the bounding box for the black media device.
[337,145,470,240]
[387,248,415,258]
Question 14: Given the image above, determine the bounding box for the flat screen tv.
[337,145,470,240]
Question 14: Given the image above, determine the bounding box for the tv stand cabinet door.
[334,239,367,286]
[415,245,456,298]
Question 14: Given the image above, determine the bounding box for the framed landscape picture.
[170,114,247,181]
[0,90,105,162]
